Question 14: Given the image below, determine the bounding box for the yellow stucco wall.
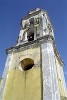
[55,55,67,97]
[10,47,40,70]
[2,47,42,100]
[3,67,42,100]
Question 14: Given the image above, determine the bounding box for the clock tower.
[0,8,67,100]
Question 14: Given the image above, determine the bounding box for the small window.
[27,32,34,42]
[20,58,34,71]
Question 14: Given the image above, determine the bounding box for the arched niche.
[27,28,34,42]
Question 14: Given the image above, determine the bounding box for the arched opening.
[20,58,34,71]
[27,28,34,42]
[27,32,34,41]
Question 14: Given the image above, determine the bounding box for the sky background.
[0,0,67,86]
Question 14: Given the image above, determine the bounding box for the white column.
[0,53,12,100]
[41,43,60,100]
[25,32,28,41]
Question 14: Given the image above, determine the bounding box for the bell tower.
[0,8,67,100]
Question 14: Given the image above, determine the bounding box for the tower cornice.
[6,35,64,66]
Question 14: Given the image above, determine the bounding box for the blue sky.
[0,0,67,85]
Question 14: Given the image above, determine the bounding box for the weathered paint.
[3,67,42,100]
[55,55,67,97]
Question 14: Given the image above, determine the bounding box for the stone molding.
[6,35,63,66]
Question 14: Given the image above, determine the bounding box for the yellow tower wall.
[2,46,42,100]
[3,68,42,100]
[55,55,67,97]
